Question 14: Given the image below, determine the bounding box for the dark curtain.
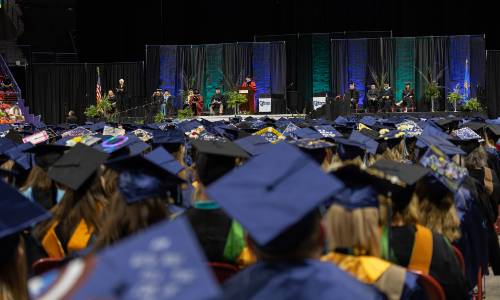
[297,34,313,113]
[270,41,286,94]
[470,35,486,98]
[366,38,382,89]
[222,43,253,89]
[331,39,348,97]
[30,64,87,124]
[86,62,145,108]
[415,37,449,111]
[382,38,395,88]
[486,51,500,117]
[145,45,160,96]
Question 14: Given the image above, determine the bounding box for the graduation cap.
[48,143,109,190]
[293,127,324,140]
[190,139,249,159]
[290,138,335,165]
[371,160,430,187]
[28,217,221,300]
[0,180,51,239]
[4,142,35,170]
[177,120,203,133]
[145,146,184,175]
[24,144,70,171]
[347,131,379,154]
[359,116,377,127]
[459,121,485,132]
[253,127,285,144]
[486,124,500,140]
[314,125,342,139]
[396,120,423,137]
[4,129,23,144]
[416,132,466,156]
[282,122,301,138]
[433,117,460,131]
[206,142,344,248]
[0,137,19,155]
[419,145,468,192]
[234,135,273,157]
[106,154,184,204]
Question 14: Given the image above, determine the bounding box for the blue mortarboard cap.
[419,146,468,192]
[314,125,342,139]
[5,142,35,170]
[234,135,273,156]
[332,186,379,209]
[178,120,203,133]
[416,133,466,156]
[452,127,482,141]
[334,116,348,126]
[0,180,51,239]
[93,134,139,154]
[0,137,19,155]
[396,120,423,137]
[293,127,324,140]
[90,122,106,132]
[29,217,221,300]
[206,142,344,246]
[214,125,240,141]
[360,116,377,127]
[281,122,301,138]
[0,124,11,133]
[145,146,184,175]
[191,139,249,159]
[486,118,500,125]
[348,131,379,154]
[152,129,186,145]
[289,138,335,150]
[106,154,184,204]
[458,121,485,132]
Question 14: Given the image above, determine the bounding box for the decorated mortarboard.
[106,154,184,204]
[347,130,379,154]
[314,125,342,139]
[416,132,466,156]
[186,126,206,139]
[64,135,102,147]
[190,139,249,159]
[196,131,229,142]
[293,127,324,140]
[234,135,273,157]
[48,143,109,191]
[214,124,240,141]
[102,126,126,137]
[28,217,221,300]
[24,144,70,171]
[61,126,94,138]
[452,127,482,141]
[0,180,51,239]
[206,142,344,247]
[289,138,335,150]
[93,134,139,155]
[177,120,203,133]
[4,142,35,170]
[282,122,301,138]
[396,120,423,137]
[358,125,380,141]
[145,146,184,175]
[253,126,285,144]
[419,145,468,192]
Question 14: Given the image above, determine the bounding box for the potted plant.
[177,107,194,119]
[461,98,483,113]
[225,90,248,116]
[447,85,463,112]
[417,67,444,112]
[154,112,165,123]
[84,95,114,122]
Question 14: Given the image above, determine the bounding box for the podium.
[239,87,255,113]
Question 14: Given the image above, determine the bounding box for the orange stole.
[42,219,95,258]
[408,224,433,275]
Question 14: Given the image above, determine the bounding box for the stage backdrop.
[146,42,286,111]
[28,62,145,124]
[331,35,486,111]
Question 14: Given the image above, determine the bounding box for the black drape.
[29,64,87,124]
[470,36,486,98]
[222,43,253,89]
[366,38,383,89]
[270,42,286,95]
[145,45,160,96]
[415,37,449,111]
[331,39,348,98]
[486,51,500,117]
[175,46,206,93]
[296,34,313,113]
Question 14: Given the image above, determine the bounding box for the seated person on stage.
[190,89,204,116]
[401,83,415,112]
[162,90,174,116]
[107,89,117,111]
[66,110,78,124]
[366,84,380,113]
[346,82,360,110]
[210,143,385,300]
[380,82,394,112]
[185,140,253,267]
[210,88,225,115]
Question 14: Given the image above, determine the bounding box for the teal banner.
[204,45,223,109]
[312,34,331,94]
[395,38,415,102]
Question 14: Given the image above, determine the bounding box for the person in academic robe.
[366,84,380,113]
[345,82,360,110]
[380,83,394,112]
[401,83,415,112]
[210,88,225,115]
[189,89,204,116]
[115,78,127,109]
[241,75,257,113]
[162,90,175,117]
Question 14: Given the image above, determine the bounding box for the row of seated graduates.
[0,114,499,300]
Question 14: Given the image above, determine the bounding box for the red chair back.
[409,270,446,300]
[32,258,65,276]
[208,262,240,284]
[451,245,466,276]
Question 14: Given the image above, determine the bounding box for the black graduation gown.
[389,225,467,300]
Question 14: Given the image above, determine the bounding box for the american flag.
[96,67,102,103]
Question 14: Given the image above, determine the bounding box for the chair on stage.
[208,262,240,284]
[409,270,446,300]
[451,245,466,276]
[32,258,65,276]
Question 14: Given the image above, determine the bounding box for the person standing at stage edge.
[115,78,127,110]
[241,75,257,113]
